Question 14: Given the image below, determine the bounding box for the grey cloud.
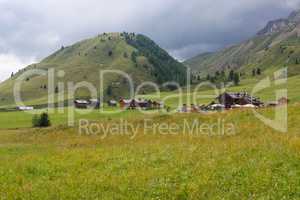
[0,0,299,80]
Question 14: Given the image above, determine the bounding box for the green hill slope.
[0,33,186,107]
[184,10,300,77]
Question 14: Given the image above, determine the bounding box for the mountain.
[184,10,300,77]
[0,33,186,107]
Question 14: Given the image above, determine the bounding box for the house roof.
[219,92,260,101]
[18,106,34,110]
[217,92,264,106]
[74,100,89,104]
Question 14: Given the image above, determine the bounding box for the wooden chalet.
[216,92,263,108]
[119,99,132,109]
[74,100,89,109]
[74,99,100,109]
[119,98,163,110]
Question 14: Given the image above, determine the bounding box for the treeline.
[205,70,241,86]
[124,32,187,86]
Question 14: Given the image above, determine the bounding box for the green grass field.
[1,11,300,199]
[0,105,300,199]
[0,74,299,199]
[0,108,146,129]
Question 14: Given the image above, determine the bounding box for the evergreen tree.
[39,113,51,127]
[233,73,240,86]
[206,74,210,81]
[228,70,235,81]
[256,68,261,75]
[32,113,51,127]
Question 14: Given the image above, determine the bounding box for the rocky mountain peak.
[257,9,300,36]
[257,19,290,36]
[288,9,300,22]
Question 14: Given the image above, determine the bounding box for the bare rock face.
[288,10,300,22]
[257,19,296,35]
[257,9,300,36]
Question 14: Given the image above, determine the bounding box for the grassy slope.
[0,33,141,106]
[184,23,300,78]
[0,105,300,199]
[140,74,300,109]
[0,33,186,107]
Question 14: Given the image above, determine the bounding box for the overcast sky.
[0,0,299,81]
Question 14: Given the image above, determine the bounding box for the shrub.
[32,113,51,127]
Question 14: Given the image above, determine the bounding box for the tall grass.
[0,105,299,199]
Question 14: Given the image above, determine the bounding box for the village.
[74,98,164,110]
[15,91,289,113]
[179,92,289,113]
[69,92,290,113]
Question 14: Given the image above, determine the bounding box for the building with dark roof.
[216,92,263,108]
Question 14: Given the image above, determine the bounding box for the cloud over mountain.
[0,0,299,80]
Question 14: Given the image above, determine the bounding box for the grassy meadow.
[0,74,299,199]
[0,105,300,199]
[0,108,145,129]
[1,11,300,199]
